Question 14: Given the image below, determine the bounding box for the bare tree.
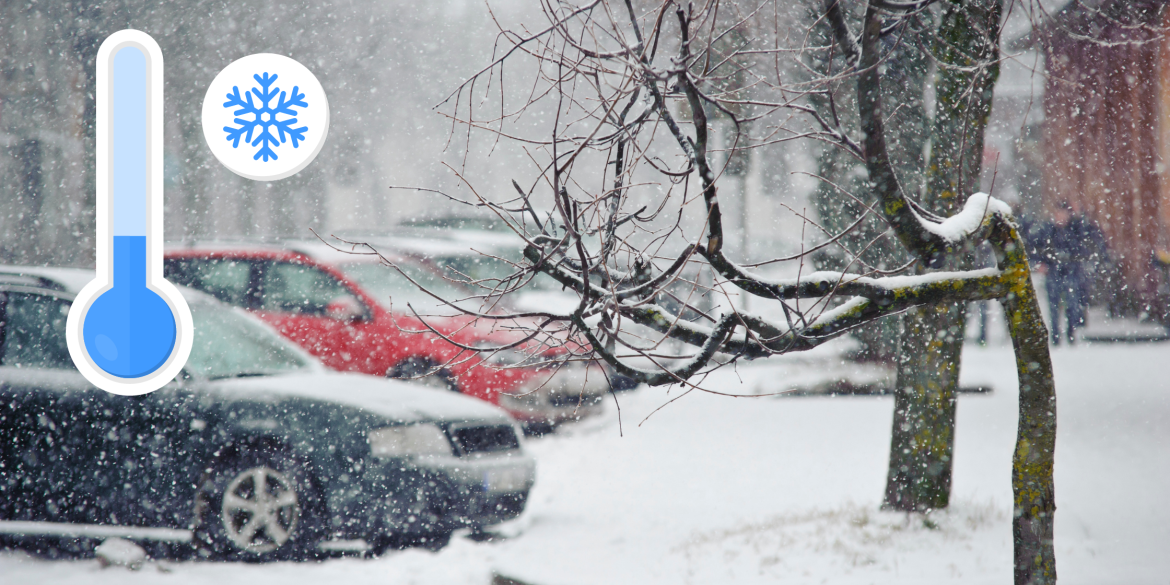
[355,0,1057,582]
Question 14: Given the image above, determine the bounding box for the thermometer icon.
[66,30,193,396]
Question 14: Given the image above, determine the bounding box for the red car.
[163,242,609,429]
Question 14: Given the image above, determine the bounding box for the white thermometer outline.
[65,29,193,396]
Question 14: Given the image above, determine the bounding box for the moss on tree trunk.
[1005,274,1058,585]
[986,214,1059,585]
[885,303,962,510]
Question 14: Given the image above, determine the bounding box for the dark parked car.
[0,268,535,560]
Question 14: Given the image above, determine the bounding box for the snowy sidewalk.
[2,343,1167,584]
[1078,307,1169,343]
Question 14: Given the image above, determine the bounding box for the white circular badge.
[202,53,329,181]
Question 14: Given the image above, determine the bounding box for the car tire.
[193,448,324,561]
[388,357,458,392]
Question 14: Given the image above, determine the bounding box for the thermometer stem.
[112,46,147,239]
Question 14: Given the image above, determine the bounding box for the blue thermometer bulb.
[81,40,178,379]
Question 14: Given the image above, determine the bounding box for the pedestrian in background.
[1030,202,1104,345]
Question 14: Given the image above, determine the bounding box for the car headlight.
[368,424,453,458]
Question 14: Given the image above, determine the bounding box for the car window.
[165,258,257,308]
[0,292,72,369]
[339,261,467,308]
[431,254,508,285]
[185,303,312,379]
[260,261,365,318]
[431,253,563,291]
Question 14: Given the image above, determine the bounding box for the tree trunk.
[885,303,963,510]
[1003,269,1058,584]
[884,0,1003,511]
[986,215,1059,585]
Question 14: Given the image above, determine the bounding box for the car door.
[101,385,213,528]
[0,288,111,524]
[255,259,380,373]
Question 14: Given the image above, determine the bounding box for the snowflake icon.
[221,72,308,162]
[204,54,328,180]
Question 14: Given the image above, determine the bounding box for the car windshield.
[338,261,471,312]
[185,302,312,379]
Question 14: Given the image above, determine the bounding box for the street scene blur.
[1,0,1169,583]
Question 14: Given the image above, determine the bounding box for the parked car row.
[0,229,628,560]
[0,267,536,559]
[162,240,610,429]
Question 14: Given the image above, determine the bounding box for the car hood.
[206,370,514,425]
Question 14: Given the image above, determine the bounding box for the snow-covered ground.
[2,341,1168,584]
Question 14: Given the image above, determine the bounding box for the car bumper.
[416,451,536,527]
[346,450,535,539]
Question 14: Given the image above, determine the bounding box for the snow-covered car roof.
[163,239,289,253]
[0,265,98,295]
[361,235,498,259]
[281,238,410,266]
[0,265,224,306]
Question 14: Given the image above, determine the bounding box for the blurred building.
[0,3,97,266]
[0,1,513,268]
[1030,0,1169,310]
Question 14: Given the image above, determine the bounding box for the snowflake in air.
[222,72,308,162]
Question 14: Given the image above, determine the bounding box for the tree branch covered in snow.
[376,3,1058,581]
[416,0,1035,392]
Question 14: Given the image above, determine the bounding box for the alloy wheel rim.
[220,466,300,553]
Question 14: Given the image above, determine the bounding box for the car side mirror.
[325,296,367,322]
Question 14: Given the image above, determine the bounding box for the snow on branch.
[918,192,1013,244]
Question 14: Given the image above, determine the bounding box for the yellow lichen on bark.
[993,218,1057,585]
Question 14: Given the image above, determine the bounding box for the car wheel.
[388,357,458,392]
[193,450,323,561]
